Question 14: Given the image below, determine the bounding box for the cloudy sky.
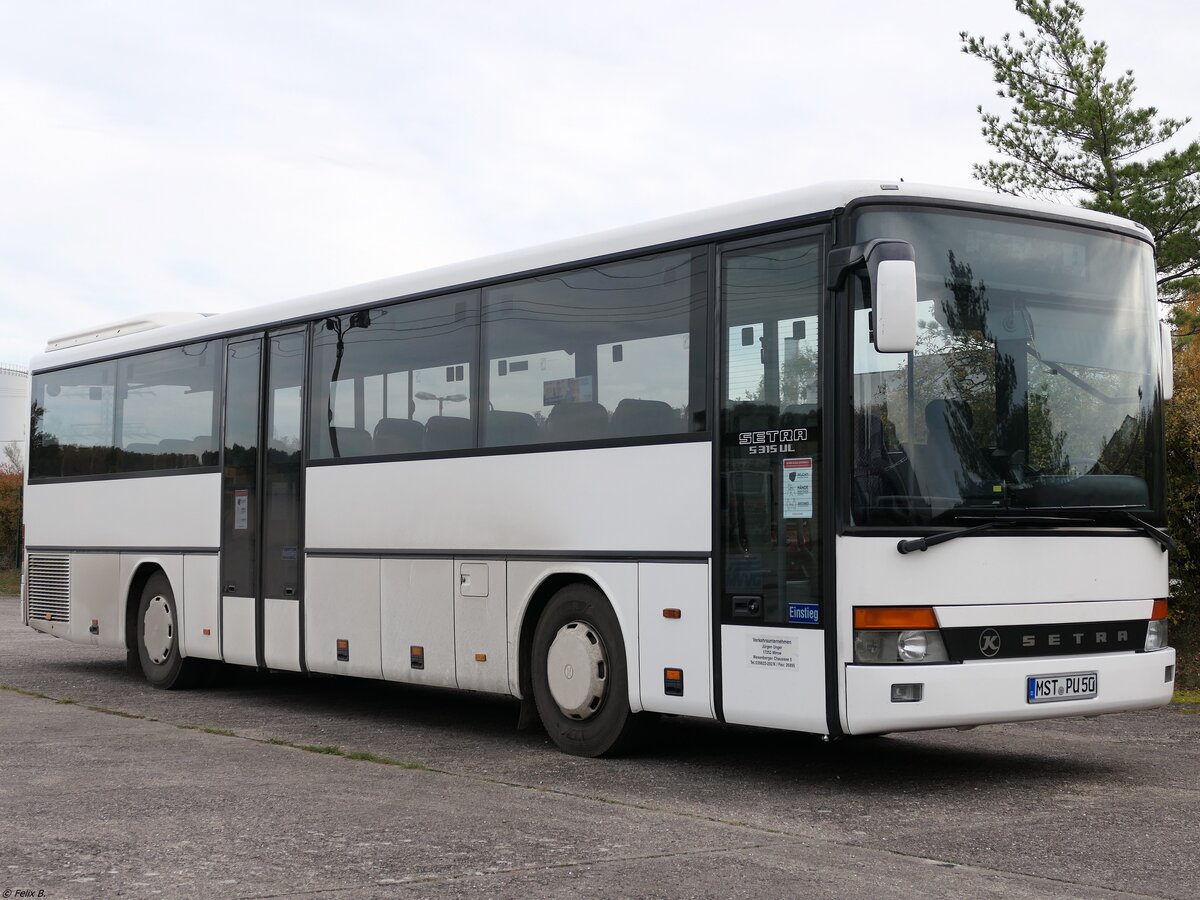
[2,0,1198,369]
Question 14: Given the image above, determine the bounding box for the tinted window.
[481,249,708,447]
[30,342,221,479]
[308,292,479,460]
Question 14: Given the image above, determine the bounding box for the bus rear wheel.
[531,584,645,757]
[136,572,204,689]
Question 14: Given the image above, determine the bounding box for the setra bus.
[21,181,1177,756]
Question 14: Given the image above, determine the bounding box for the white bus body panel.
[26,552,121,645]
[25,473,221,651]
[381,558,457,688]
[638,562,713,718]
[222,596,257,666]
[182,554,221,660]
[24,473,220,549]
[307,444,711,708]
[305,443,711,554]
[720,626,827,733]
[305,557,383,679]
[455,560,509,693]
[263,598,302,671]
[837,535,1170,734]
[934,598,1153,627]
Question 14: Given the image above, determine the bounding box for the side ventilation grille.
[27,554,71,623]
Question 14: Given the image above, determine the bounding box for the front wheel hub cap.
[546,621,608,719]
[143,595,175,665]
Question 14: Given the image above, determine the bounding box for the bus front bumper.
[845,649,1176,735]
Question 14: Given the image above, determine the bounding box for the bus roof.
[33,179,1151,371]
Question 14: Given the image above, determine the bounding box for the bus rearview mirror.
[870,254,918,354]
[827,238,918,354]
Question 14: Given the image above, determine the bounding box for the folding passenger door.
[716,230,830,733]
[220,329,306,670]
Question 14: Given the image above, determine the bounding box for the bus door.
[220,329,306,671]
[717,232,829,733]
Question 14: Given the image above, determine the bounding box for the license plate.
[1027,671,1098,704]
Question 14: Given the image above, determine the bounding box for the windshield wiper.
[896,520,1003,554]
[894,516,1072,554]
[895,512,1176,555]
[1102,510,1177,553]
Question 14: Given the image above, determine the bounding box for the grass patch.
[0,683,53,700]
[178,724,235,736]
[3,684,432,769]
[299,743,344,755]
[1172,688,1200,705]
[345,749,430,769]
[83,704,148,720]
[0,566,19,596]
[266,737,430,770]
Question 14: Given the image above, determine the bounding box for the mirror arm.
[827,239,916,291]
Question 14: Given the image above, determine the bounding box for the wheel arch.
[122,561,168,654]
[517,572,599,701]
[514,566,643,711]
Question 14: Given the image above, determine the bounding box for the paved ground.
[1,596,1197,899]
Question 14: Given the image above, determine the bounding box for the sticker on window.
[234,489,250,531]
[788,602,820,625]
[782,457,813,518]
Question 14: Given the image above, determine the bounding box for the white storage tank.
[0,364,30,468]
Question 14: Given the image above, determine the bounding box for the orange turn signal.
[663,608,682,619]
[1152,599,1169,620]
[854,607,938,630]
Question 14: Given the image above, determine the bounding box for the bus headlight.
[1145,619,1169,651]
[853,607,948,664]
[1146,598,1169,651]
[854,629,948,664]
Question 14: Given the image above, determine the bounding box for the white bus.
[22,181,1176,756]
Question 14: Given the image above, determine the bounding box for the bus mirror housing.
[870,249,918,353]
[827,239,918,353]
[1161,319,1174,401]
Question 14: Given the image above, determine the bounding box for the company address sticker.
[749,634,797,670]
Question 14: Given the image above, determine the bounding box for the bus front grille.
[27,554,70,623]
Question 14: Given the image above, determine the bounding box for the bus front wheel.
[135,572,204,689]
[531,584,645,757]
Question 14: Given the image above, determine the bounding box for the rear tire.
[531,583,646,757]
[136,572,205,689]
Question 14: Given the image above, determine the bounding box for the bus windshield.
[851,207,1164,526]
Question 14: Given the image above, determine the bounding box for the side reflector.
[475,653,487,663]
[854,607,938,630]
[664,667,684,696]
[663,608,682,619]
[202,628,211,636]
[410,645,424,670]
[336,639,349,662]
[1152,599,1169,620]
